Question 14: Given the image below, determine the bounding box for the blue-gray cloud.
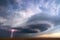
[0,0,60,33]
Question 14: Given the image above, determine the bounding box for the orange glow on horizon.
[36,32,60,38]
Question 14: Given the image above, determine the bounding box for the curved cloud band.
[0,0,60,29]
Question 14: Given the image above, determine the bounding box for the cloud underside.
[0,0,60,33]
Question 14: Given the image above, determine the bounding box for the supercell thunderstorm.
[0,0,60,37]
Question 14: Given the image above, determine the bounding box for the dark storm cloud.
[0,0,41,27]
[0,0,60,34]
[0,0,8,18]
[0,0,27,27]
[0,0,16,6]
[0,0,16,18]
[27,24,50,32]
[26,0,60,26]
[0,29,10,37]
[27,13,60,26]
[0,0,8,6]
[14,23,51,33]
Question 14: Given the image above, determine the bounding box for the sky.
[0,0,60,38]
